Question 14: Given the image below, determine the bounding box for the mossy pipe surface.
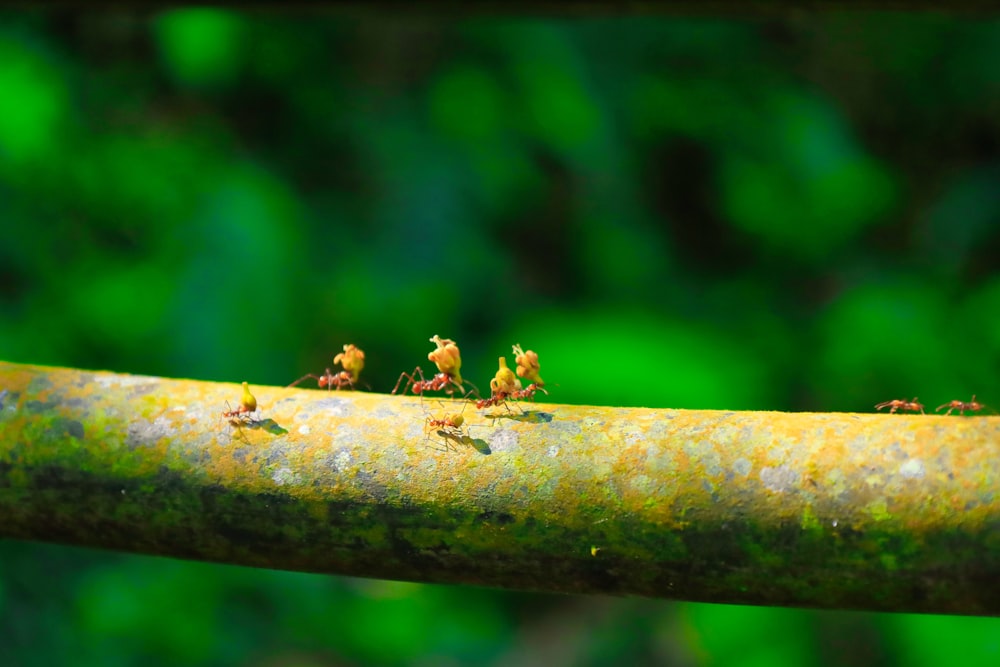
[1,361,998,616]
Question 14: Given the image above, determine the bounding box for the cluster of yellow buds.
[334,343,366,383]
[489,357,519,395]
[512,344,544,387]
[428,335,464,390]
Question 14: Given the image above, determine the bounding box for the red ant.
[475,392,511,410]
[425,402,469,439]
[394,367,457,396]
[289,343,365,391]
[875,397,924,414]
[222,382,260,424]
[393,335,475,397]
[936,395,986,416]
[426,412,465,435]
[424,400,487,450]
[289,367,355,391]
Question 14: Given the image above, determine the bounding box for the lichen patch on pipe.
[0,361,999,616]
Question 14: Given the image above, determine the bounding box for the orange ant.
[875,397,924,414]
[289,343,365,391]
[393,335,476,398]
[936,395,986,416]
[222,381,260,424]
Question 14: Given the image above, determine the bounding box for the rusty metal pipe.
[0,361,998,615]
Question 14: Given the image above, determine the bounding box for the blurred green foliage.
[1,8,999,666]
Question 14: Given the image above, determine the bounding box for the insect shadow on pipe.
[425,429,491,455]
[483,410,554,424]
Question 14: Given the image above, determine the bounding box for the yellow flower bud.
[428,335,463,387]
[241,381,257,413]
[334,343,365,383]
[512,344,544,386]
[490,357,518,395]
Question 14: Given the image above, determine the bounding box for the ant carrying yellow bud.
[491,356,518,395]
[393,335,477,398]
[334,343,365,383]
[477,352,548,410]
[222,381,260,423]
[289,343,365,390]
[511,344,548,401]
[428,335,464,389]
[476,357,519,410]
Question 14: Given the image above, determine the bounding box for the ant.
[222,381,260,424]
[424,400,489,451]
[426,411,466,436]
[289,367,355,391]
[289,343,365,391]
[477,347,550,410]
[425,400,469,439]
[936,395,986,416]
[875,397,924,414]
[476,356,520,412]
[393,335,476,398]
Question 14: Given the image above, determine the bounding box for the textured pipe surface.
[0,361,998,615]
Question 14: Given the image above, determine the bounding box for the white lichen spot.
[899,458,925,479]
[95,374,152,389]
[760,465,798,493]
[314,397,350,417]
[733,458,752,477]
[171,405,187,412]
[547,445,559,458]
[298,424,311,435]
[334,449,353,471]
[488,429,519,453]
[272,467,298,486]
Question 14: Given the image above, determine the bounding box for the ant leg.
[462,378,482,400]
[288,373,320,389]
[392,367,425,395]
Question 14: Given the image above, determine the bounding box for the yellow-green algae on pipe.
[0,361,998,616]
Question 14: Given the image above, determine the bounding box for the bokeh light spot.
[154,9,247,88]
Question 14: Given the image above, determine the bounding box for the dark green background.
[2,9,999,666]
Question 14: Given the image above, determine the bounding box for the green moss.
[865,499,892,522]
[800,504,821,532]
